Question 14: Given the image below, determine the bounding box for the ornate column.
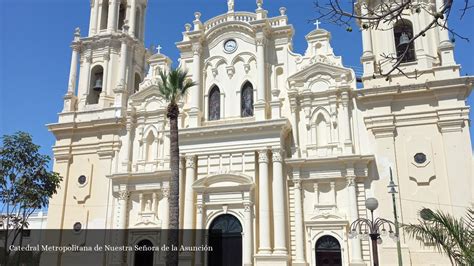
[107,0,119,32]
[117,190,130,229]
[195,203,205,266]
[89,0,99,35]
[346,174,363,264]
[254,36,267,121]
[436,0,455,65]
[183,155,196,230]
[360,3,374,75]
[129,0,137,37]
[293,180,306,265]
[79,52,92,109]
[341,91,352,154]
[243,202,254,266]
[272,149,288,254]
[114,24,129,115]
[189,43,202,127]
[257,149,271,254]
[64,29,81,112]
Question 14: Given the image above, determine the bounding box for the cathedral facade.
[46,0,473,265]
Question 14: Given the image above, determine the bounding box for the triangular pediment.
[288,61,352,84]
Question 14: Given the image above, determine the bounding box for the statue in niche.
[241,83,254,117]
[145,199,152,212]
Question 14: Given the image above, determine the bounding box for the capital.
[256,37,266,46]
[272,148,284,162]
[243,202,253,212]
[294,179,302,189]
[192,43,202,54]
[117,190,130,200]
[185,155,196,168]
[258,150,269,163]
[346,176,356,187]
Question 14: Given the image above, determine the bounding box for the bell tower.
[63,0,149,114]
[358,0,458,87]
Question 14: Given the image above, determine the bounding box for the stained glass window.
[241,82,254,117]
[316,235,341,251]
[209,86,220,121]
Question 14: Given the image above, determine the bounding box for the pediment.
[129,81,167,112]
[288,61,352,85]
[192,173,254,192]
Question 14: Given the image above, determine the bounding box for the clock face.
[224,39,237,53]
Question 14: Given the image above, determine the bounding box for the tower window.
[118,3,126,31]
[134,73,142,93]
[208,86,220,121]
[88,65,104,105]
[394,19,416,63]
[100,0,109,30]
[241,82,254,117]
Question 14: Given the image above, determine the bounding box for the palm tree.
[404,208,474,265]
[157,68,196,266]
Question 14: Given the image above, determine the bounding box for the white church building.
[46,0,473,265]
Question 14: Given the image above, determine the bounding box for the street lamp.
[388,167,403,266]
[349,198,399,266]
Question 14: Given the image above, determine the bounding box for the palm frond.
[404,208,474,265]
[157,68,195,105]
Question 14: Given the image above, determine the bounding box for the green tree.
[404,208,474,265]
[0,132,62,266]
[157,68,196,266]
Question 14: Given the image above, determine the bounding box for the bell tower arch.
[358,0,458,86]
[63,0,149,113]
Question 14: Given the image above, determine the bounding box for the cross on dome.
[156,45,162,54]
[314,20,321,29]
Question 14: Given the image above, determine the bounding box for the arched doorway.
[134,239,154,266]
[208,214,242,266]
[315,235,342,266]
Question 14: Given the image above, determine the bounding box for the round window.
[414,153,427,164]
[73,222,82,232]
[78,175,87,185]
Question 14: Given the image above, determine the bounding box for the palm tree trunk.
[166,103,180,266]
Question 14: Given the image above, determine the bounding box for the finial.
[256,0,263,9]
[123,19,129,33]
[314,20,321,29]
[227,0,234,13]
[194,12,201,21]
[74,27,81,37]
[184,23,192,32]
[279,7,286,16]
[156,45,162,54]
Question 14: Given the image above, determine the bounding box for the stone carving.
[258,150,268,163]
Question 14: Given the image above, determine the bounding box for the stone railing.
[204,12,257,31]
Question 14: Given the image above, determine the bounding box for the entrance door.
[134,239,154,266]
[208,214,242,266]
[315,235,342,266]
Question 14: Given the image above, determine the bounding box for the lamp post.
[388,167,403,266]
[349,198,399,266]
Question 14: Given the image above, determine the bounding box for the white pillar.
[67,41,80,95]
[346,175,363,263]
[129,0,137,37]
[107,0,119,32]
[101,53,110,96]
[189,43,202,127]
[183,155,196,230]
[313,183,319,207]
[294,180,306,264]
[272,149,287,254]
[195,204,205,266]
[243,202,254,266]
[436,0,450,44]
[256,37,266,103]
[257,149,271,254]
[117,190,130,229]
[341,92,352,153]
[118,25,129,87]
[89,0,99,35]
[360,4,373,56]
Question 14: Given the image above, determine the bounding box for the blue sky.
[1,0,473,167]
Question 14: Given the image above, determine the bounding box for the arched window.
[134,239,154,266]
[88,65,103,104]
[394,19,416,63]
[135,8,141,38]
[118,3,126,30]
[241,82,254,117]
[208,86,220,121]
[315,235,342,266]
[100,0,109,30]
[316,113,328,146]
[145,131,155,161]
[134,73,142,93]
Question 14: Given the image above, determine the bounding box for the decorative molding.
[185,155,196,168]
[117,190,130,200]
[258,150,269,163]
[272,148,284,163]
